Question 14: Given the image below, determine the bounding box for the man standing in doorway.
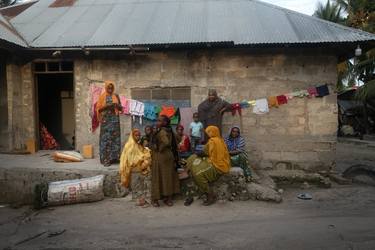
[198,89,231,134]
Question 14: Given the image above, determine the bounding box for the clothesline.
[89,83,330,132]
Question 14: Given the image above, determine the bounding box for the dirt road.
[1,184,375,250]
[1,141,375,249]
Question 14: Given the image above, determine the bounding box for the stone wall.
[74,48,338,172]
[6,63,35,150]
[0,56,8,150]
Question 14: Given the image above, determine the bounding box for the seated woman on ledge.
[224,126,252,181]
[119,129,152,207]
[186,126,231,206]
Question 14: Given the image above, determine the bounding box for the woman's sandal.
[203,194,217,206]
[163,199,173,207]
[152,201,160,207]
[184,197,194,206]
[136,198,146,207]
[203,198,216,206]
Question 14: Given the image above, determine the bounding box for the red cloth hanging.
[307,87,318,97]
[231,103,242,116]
[276,95,288,105]
[159,105,176,118]
[92,102,100,132]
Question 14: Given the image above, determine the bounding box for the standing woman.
[96,81,122,167]
[151,115,180,207]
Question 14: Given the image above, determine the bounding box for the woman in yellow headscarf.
[96,81,122,167]
[120,129,152,206]
[185,125,231,206]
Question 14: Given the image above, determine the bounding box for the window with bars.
[33,61,73,74]
[131,87,191,130]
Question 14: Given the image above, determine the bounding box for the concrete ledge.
[0,166,125,205]
[0,152,126,205]
[0,153,284,205]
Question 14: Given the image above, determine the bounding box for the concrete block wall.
[74,48,338,172]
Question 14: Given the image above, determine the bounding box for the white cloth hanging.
[252,98,269,114]
[129,100,145,117]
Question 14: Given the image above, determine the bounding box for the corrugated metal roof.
[7,0,375,48]
[0,13,27,47]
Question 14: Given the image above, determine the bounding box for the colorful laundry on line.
[120,96,130,115]
[267,96,279,108]
[159,105,176,118]
[316,84,330,97]
[240,101,250,109]
[130,100,145,117]
[170,108,180,125]
[143,103,158,120]
[291,90,309,98]
[89,85,103,118]
[276,95,288,105]
[88,83,331,122]
[252,98,269,114]
[307,87,318,97]
[231,103,242,116]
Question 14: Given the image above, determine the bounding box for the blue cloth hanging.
[143,103,158,121]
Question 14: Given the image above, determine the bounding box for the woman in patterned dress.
[96,81,122,167]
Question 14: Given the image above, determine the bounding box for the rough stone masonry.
[6,48,338,172]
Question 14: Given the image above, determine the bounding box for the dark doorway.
[37,73,74,150]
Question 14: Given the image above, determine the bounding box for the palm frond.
[355,79,375,101]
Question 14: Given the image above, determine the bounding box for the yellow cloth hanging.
[267,96,279,108]
[248,100,256,106]
[119,129,151,188]
[204,126,231,174]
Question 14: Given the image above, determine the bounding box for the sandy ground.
[0,141,374,250]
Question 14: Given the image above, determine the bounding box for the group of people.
[96,81,252,207]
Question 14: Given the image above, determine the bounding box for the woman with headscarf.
[119,129,152,206]
[151,115,180,207]
[224,126,252,181]
[96,81,122,167]
[186,126,231,206]
[175,124,191,158]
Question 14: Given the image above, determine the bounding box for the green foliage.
[313,0,375,100]
[0,0,17,8]
[314,0,345,23]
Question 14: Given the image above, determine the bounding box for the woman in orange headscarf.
[120,129,152,206]
[96,81,122,166]
[185,125,231,206]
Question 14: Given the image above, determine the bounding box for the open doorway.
[34,61,74,150]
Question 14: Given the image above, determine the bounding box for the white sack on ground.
[47,175,105,206]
